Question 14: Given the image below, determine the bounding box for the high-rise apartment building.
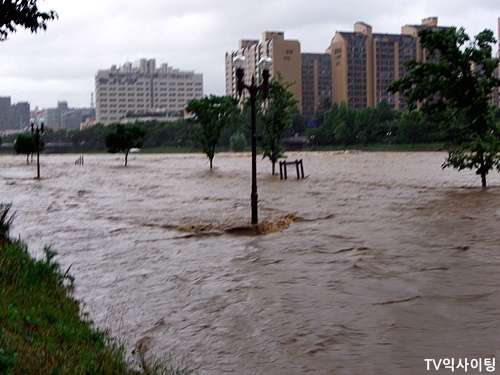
[95,58,203,124]
[329,21,424,109]
[328,18,449,110]
[401,17,443,62]
[301,53,332,119]
[225,31,302,111]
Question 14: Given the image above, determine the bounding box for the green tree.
[71,123,107,152]
[258,75,299,174]
[229,132,247,152]
[14,133,39,164]
[389,27,500,187]
[331,102,357,145]
[186,95,241,169]
[0,0,57,41]
[104,124,147,167]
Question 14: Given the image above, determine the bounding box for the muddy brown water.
[1,152,499,374]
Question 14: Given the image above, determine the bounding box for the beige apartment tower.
[226,31,302,111]
[329,18,444,110]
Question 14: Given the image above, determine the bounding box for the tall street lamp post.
[234,55,272,225]
[30,118,44,179]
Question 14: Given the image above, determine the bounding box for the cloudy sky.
[1,0,499,109]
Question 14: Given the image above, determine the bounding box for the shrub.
[229,132,247,152]
[0,203,14,242]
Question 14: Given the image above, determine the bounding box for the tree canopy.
[186,95,241,169]
[388,27,500,187]
[258,74,299,174]
[14,133,38,164]
[104,124,147,167]
[0,0,57,41]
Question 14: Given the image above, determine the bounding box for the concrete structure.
[329,21,423,109]
[328,18,450,110]
[301,53,332,119]
[226,32,302,111]
[45,101,68,128]
[401,17,443,62]
[0,96,30,133]
[95,58,203,124]
[45,101,95,130]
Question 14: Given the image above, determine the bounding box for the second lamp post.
[233,55,272,225]
[30,118,45,179]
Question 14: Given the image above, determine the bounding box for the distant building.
[44,101,95,130]
[95,58,203,125]
[227,19,499,120]
[225,31,302,112]
[327,17,456,110]
[329,21,423,110]
[45,101,68,128]
[400,17,444,62]
[301,53,331,119]
[0,97,30,133]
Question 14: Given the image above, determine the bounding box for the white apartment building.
[95,58,203,124]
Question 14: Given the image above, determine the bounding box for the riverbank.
[0,204,198,375]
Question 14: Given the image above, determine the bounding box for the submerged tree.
[14,133,39,164]
[186,95,241,169]
[0,0,57,41]
[104,124,146,167]
[258,74,299,174]
[388,27,500,187]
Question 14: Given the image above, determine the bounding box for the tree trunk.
[480,154,487,187]
[125,150,129,167]
[272,161,276,175]
[209,157,213,170]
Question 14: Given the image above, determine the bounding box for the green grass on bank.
[0,204,199,375]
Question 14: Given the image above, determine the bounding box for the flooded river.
[1,152,499,374]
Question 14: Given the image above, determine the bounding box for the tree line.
[306,101,451,147]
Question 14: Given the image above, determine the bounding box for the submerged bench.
[279,159,305,180]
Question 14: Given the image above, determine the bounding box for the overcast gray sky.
[1,0,499,109]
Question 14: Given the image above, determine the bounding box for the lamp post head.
[233,55,246,70]
[258,56,272,72]
[39,118,45,133]
[258,57,272,99]
[233,55,246,96]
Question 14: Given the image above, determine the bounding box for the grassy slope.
[0,203,198,375]
[0,240,134,374]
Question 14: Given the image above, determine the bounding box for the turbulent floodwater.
[1,152,499,374]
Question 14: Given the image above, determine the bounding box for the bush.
[0,203,14,242]
[229,132,247,152]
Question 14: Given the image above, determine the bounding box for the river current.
[1,152,499,374]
